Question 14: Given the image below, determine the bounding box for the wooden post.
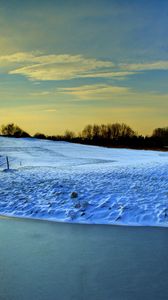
[6,156,9,170]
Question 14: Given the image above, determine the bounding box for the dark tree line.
[1,122,168,150]
[74,123,167,149]
[1,123,30,138]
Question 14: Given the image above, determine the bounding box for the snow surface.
[0,137,168,226]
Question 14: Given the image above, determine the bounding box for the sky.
[0,0,168,135]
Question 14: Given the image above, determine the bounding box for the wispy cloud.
[5,52,116,80]
[41,108,57,113]
[80,71,135,79]
[28,84,130,100]
[0,52,135,81]
[30,91,52,97]
[0,52,38,64]
[121,61,168,71]
[10,65,136,81]
[57,84,130,100]
[57,83,168,102]
[1,52,168,82]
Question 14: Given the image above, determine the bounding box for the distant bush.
[152,127,168,146]
[34,133,47,139]
[64,130,75,141]
[1,123,30,138]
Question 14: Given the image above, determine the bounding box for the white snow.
[0,136,168,226]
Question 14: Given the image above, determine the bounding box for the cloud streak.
[57,84,130,100]
[121,61,168,71]
[56,83,168,102]
[0,52,135,81]
[1,52,168,82]
[5,52,117,80]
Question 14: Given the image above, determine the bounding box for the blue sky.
[0,0,167,134]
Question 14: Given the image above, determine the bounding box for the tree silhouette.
[152,127,168,145]
[1,123,30,138]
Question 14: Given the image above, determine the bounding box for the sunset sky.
[0,0,168,135]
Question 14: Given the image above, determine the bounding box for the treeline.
[0,122,168,150]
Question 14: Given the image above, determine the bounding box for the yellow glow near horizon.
[0,102,167,136]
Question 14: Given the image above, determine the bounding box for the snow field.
[0,137,167,226]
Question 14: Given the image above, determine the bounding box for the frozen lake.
[0,217,168,300]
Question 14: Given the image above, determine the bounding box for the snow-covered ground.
[0,137,168,226]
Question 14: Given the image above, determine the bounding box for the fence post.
[6,156,9,170]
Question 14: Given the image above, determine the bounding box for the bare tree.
[82,124,93,140]
[64,130,75,140]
